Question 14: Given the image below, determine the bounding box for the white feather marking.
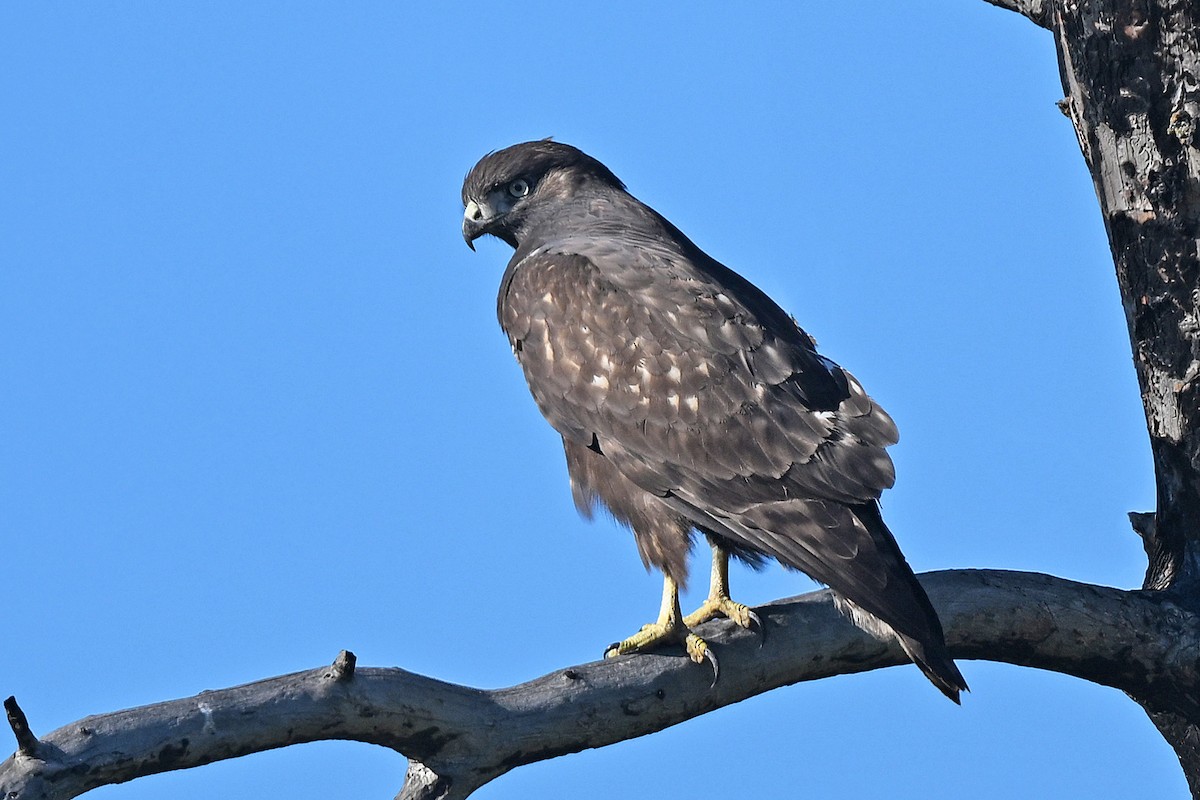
[666,365,682,383]
[590,374,610,390]
[685,395,699,413]
[667,391,679,410]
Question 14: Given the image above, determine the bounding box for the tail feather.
[833,593,968,703]
[663,492,969,701]
[897,633,969,704]
[846,502,968,702]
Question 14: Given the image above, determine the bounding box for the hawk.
[461,140,966,701]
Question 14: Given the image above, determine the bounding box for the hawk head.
[461,140,626,250]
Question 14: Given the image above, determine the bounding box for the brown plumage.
[461,140,967,701]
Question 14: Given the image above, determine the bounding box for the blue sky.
[2,3,1182,797]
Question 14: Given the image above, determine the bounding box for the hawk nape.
[461,140,967,702]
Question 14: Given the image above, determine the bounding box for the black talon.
[747,609,766,646]
[703,646,720,687]
[603,642,621,659]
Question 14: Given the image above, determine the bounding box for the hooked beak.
[462,199,490,251]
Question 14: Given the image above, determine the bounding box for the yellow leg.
[682,544,763,635]
[604,575,718,680]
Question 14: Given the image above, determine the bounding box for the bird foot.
[604,623,719,684]
[683,595,763,640]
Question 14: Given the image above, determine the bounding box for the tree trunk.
[1051,0,1200,591]
[1043,0,1200,788]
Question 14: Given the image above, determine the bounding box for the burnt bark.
[1052,0,1200,590]
[1039,0,1200,789]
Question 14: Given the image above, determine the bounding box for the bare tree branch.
[3,569,1195,800]
[4,698,39,760]
[979,0,1053,29]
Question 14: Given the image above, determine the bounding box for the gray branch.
[3,699,38,759]
[979,0,1053,29]
[3,569,1194,800]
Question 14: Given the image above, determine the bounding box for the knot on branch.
[325,650,357,682]
[398,762,458,800]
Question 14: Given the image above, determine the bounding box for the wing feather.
[501,240,896,499]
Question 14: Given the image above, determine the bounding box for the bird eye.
[508,179,530,198]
